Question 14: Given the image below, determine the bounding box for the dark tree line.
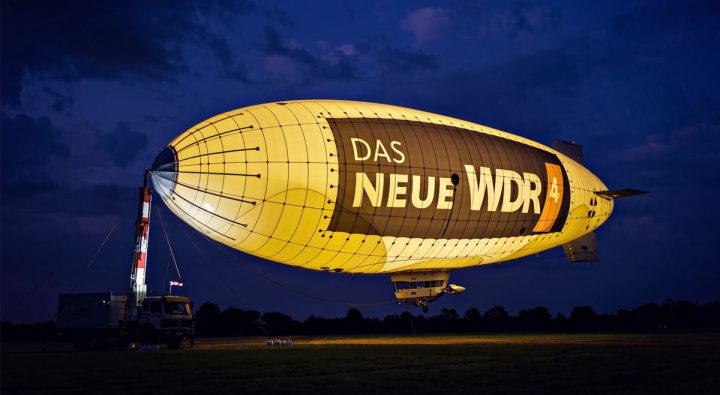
[192,299,720,337]
[2,300,719,341]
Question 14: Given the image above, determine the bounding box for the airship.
[150,100,643,310]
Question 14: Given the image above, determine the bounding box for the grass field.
[3,334,720,394]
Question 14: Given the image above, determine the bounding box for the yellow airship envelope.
[150,100,618,307]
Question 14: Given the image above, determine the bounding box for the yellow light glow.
[151,100,612,274]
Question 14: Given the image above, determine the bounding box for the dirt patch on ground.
[301,335,720,346]
[192,334,720,349]
[4,334,719,353]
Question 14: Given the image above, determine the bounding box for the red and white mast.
[127,173,151,320]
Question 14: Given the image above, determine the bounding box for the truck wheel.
[166,337,182,350]
[75,336,107,351]
[75,338,95,351]
[139,324,158,345]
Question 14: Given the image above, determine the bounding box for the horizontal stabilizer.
[562,232,598,263]
[595,188,648,199]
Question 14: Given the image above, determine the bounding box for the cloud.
[480,4,558,37]
[336,43,359,57]
[259,27,359,81]
[2,182,138,220]
[1,1,183,107]
[618,134,671,161]
[0,114,70,191]
[43,87,74,113]
[517,4,557,31]
[96,122,149,167]
[192,28,253,84]
[400,7,453,43]
[262,27,318,67]
[263,8,295,26]
[614,124,720,186]
[612,0,720,36]
[376,47,438,75]
[1,0,257,107]
[405,46,587,128]
[619,123,720,160]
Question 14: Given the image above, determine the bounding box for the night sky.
[2,0,719,323]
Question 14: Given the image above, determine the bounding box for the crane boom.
[126,173,151,320]
[56,172,194,349]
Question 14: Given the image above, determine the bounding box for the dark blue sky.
[2,0,719,323]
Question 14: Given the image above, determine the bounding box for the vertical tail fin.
[553,139,584,163]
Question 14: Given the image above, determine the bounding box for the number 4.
[550,177,560,203]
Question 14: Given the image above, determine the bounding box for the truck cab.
[138,295,194,349]
[56,293,194,350]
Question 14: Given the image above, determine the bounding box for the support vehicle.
[56,175,194,349]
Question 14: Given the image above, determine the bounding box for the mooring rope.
[156,206,182,280]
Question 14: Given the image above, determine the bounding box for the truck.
[56,175,194,350]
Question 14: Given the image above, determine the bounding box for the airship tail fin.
[562,232,598,263]
[552,139,649,199]
[553,139,584,163]
[562,189,647,263]
[595,188,649,199]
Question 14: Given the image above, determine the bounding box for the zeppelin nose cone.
[150,146,178,198]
